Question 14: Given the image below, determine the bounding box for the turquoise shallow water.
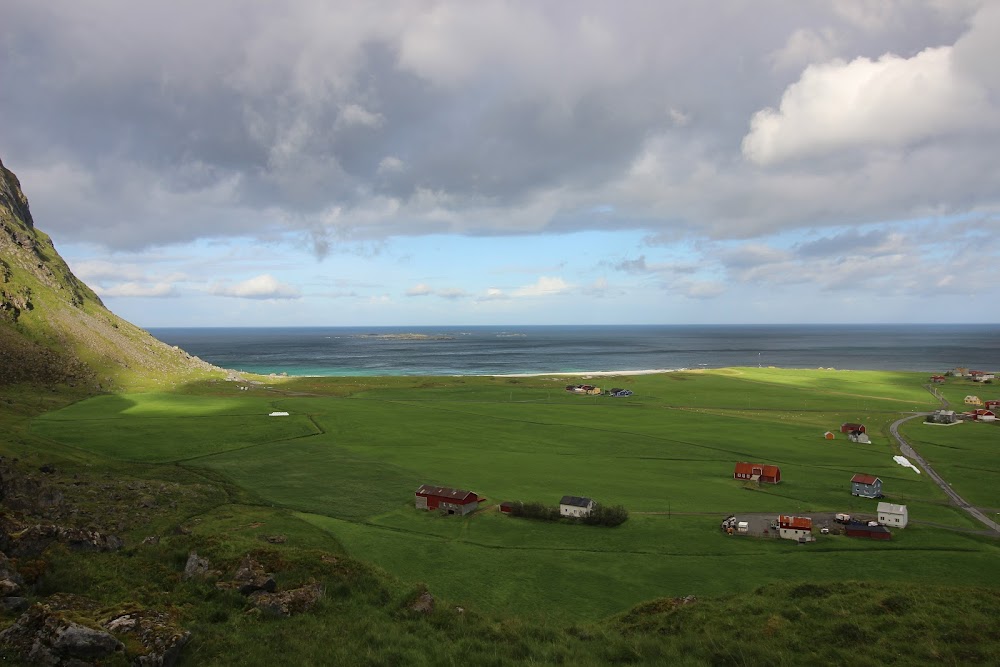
[148,324,1000,377]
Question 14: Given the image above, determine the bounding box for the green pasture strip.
[347,368,938,411]
[900,420,1000,509]
[32,412,320,463]
[192,437,418,521]
[297,511,999,622]
[33,391,279,419]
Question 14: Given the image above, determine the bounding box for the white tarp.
[893,455,920,474]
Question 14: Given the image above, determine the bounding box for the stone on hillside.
[0,597,28,614]
[0,604,124,665]
[183,552,211,580]
[232,554,275,595]
[249,582,323,617]
[0,578,21,597]
[410,590,434,614]
[104,609,191,667]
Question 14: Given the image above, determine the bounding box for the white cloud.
[209,274,301,299]
[96,282,177,298]
[406,283,433,296]
[768,27,841,72]
[377,156,404,174]
[742,45,994,165]
[437,287,469,299]
[337,104,384,128]
[511,276,570,297]
[478,288,509,301]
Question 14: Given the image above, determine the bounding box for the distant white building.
[268,411,290,417]
[877,502,908,528]
[559,495,595,518]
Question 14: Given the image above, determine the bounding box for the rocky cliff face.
[0,156,218,388]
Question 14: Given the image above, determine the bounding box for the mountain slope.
[0,156,218,389]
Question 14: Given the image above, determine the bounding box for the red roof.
[415,484,479,504]
[778,515,812,530]
[734,462,781,477]
[851,473,880,485]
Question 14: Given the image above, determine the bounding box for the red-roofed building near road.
[841,422,866,434]
[845,522,891,540]
[733,462,781,484]
[930,375,946,383]
[415,485,481,515]
[850,473,883,498]
[777,515,814,542]
[971,409,997,422]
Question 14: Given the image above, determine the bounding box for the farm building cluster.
[927,368,999,423]
[823,422,870,442]
[722,502,907,543]
[417,487,602,520]
[564,384,633,397]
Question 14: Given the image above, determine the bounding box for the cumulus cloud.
[209,274,301,299]
[511,276,571,297]
[406,283,433,297]
[743,44,995,165]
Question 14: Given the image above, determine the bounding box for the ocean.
[147,324,1000,377]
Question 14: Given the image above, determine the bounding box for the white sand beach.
[491,368,685,378]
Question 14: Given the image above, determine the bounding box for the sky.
[2,0,999,327]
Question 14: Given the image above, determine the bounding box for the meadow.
[31,368,999,622]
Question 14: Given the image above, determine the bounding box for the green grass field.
[30,368,999,621]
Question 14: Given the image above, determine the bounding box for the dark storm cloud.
[1,1,996,251]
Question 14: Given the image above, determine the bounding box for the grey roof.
[415,484,476,501]
[560,495,594,507]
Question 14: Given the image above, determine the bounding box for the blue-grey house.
[851,473,883,498]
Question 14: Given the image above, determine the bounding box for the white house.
[559,495,595,518]
[877,502,908,528]
[777,515,814,542]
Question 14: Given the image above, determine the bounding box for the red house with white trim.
[971,409,996,422]
[414,485,481,515]
[841,422,866,434]
[777,515,813,542]
[733,462,781,484]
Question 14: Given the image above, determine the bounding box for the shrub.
[508,501,561,522]
[582,504,630,527]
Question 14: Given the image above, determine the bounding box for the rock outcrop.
[0,604,125,665]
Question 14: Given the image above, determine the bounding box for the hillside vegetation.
[1,156,998,665]
[0,157,219,390]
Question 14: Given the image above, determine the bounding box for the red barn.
[499,502,513,514]
[930,375,946,383]
[845,522,891,540]
[841,423,866,434]
[415,485,481,515]
[971,409,996,421]
[985,400,1000,409]
[733,462,781,484]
